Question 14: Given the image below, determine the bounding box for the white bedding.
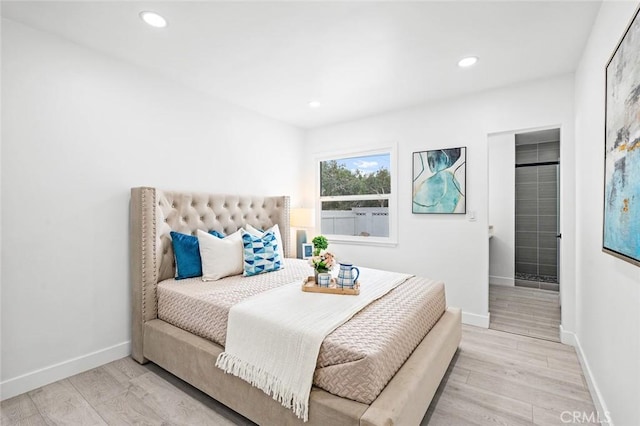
[216,268,412,421]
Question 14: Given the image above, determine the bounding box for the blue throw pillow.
[242,230,282,276]
[209,230,225,239]
[170,230,225,279]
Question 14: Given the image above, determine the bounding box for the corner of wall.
[462,311,490,328]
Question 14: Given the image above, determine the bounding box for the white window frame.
[315,144,398,247]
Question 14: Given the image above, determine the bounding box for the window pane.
[321,200,389,237]
[320,154,391,197]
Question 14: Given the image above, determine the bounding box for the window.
[317,147,396,245]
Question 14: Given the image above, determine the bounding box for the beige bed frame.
[130,187,461,426]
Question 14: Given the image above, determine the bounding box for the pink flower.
[308,251,336,272]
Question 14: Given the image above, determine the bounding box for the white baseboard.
[489,275,514,286]
[559,324,576,346]
[560,327,613,426]
[0,341,131,401]
[462,311,490,328]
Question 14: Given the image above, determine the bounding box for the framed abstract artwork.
[603,6,640,266]
[412,147,466,214]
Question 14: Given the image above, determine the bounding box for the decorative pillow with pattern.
[241,229,282,276]
[245,223,285,267]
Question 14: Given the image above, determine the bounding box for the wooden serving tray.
[301,276,360,295]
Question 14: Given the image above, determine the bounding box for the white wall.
[304,75,576,329]
[488,133,515,286]
[573,2,640,424]
[0,19,303,399]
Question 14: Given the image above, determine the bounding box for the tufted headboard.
[129,187,290,362]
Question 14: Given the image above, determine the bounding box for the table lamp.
[290,208,315,259]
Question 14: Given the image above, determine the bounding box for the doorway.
[488,128,561,342]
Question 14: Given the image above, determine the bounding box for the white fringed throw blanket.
[215,268,412,421]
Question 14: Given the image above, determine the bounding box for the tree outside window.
[319,153,392,238]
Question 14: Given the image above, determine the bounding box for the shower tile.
[539,217,557,232]
[538,149,560,162]
[516,262,538,275]
[516,231,537,248]
[513,141,560,284]
[538,165,558,182]
[538,142,560,162]
[516,145,538,164]
[516,143,538,152]
[538,182,558,199]
[541,151,559,162]
[515,183,537,200]
[539,264,558,276]
[516,247,538,264]
[539,248,558,265]
[539,233,558,249]
[538,141,560,151]
[516,215,537,232]
[517,144,539,152]
[515,167,537,183]
[539,199,558,216]
[516,199,537,215]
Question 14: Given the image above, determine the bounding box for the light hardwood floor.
[489,284,561,342]
[1,325,597,426]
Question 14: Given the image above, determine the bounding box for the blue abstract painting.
[604,7,640,266]
[412,147,466,214]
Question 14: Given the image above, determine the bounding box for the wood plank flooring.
[2,326,597,426]
[489,284,561,342]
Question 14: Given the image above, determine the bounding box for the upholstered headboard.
[130,187,290,362]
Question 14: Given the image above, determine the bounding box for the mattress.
[157,259,446,404]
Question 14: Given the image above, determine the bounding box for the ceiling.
[1,1,602,129]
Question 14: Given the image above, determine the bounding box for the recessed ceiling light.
[458,56,478,68]
[308,100,321,108]
[139,11,167,28]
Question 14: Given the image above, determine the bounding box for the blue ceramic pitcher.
[337,263,360,288]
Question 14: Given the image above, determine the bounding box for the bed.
[130,187,461,425]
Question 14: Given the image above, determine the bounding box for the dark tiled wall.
[515,142,559,279]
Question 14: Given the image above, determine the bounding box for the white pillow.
[245,223,285,265]
[197,229,243,281]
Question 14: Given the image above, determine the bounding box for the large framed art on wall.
[412,147,466,214]
[603,5,640,266]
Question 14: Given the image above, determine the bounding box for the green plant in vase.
[309,235,335,282]
[311,235,328,256]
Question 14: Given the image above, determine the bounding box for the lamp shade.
[290,208,315,228]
